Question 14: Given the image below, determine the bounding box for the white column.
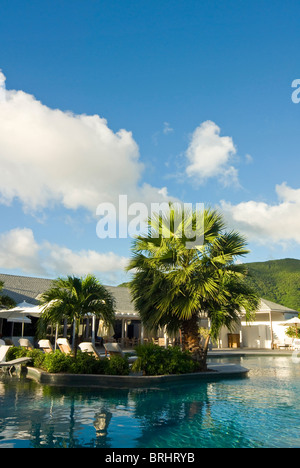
[140,324,144,344]
[92,315,96,346]
[164,327,168,348]
[269,311,274,349]
[72,321,76,350]
[55,323,59,350]
[86,318,90,339]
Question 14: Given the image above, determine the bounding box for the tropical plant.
[6,346,130,375]
[0,280,16,309]
[132,343,198,375]
[38,274,116,356]
[127,205,259,371]
[285,324,300,339]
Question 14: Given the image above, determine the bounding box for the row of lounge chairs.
[0,339,137,375]
[273,338,300,350]
[36,338,137,363]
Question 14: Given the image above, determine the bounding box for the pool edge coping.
[25,363,249,388]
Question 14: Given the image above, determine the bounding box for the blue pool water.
[0,356,300,448]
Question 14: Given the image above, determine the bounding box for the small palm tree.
[38,274,116,356]
[0,281,16,309]
[127,206,259,370]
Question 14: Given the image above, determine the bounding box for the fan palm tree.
[127,205,259,370]
[38,274,116,356]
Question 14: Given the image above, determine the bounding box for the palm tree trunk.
[180,314,208,371]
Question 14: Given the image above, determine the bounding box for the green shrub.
[285,326,300,339]
[132,343,198,376]
[5,346,129,376]
[6,346,27,361]
[42,350,73,373]
[67,351,108,375]
[105,354,130,375]
[27,349,46,369]
[5,346,45,368]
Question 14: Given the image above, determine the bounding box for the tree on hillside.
[127,205,259,371]
[38,275,116,356]
[0,281,16,309]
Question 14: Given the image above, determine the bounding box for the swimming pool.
[0,356,300,448]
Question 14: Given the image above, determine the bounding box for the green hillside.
[118,258,300,312]
[244,258,300,312]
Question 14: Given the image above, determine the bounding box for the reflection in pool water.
[0,356,300,448]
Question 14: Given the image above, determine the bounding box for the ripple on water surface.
[0,356,300,448]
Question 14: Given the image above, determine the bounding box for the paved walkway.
[208,348,295,356]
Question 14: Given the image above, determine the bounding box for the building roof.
[0,273,298,319]
[259,298,298,314]
[0,273,138,318]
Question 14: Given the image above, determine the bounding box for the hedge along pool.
[0,355,300,448]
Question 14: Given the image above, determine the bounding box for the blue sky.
[0,0,300,284]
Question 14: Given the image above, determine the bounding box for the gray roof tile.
[0,273,136,315]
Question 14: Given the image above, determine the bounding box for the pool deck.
[208,347,296,357]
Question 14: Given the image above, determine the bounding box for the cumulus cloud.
[0,71,172,213]
[185,121,238,186]
[42,242,128,278]
[220,183,300,245]
[0,228,128,281]
[0,71,6,102]
[0,228,43,274]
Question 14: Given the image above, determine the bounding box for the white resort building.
[0,273,298,350]
[217,298,299,349]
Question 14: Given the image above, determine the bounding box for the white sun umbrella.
[98,319,115,338]
[8,315,32,337]
[0,300,52,340]
[280,316,300,337]
[15,301,45,317]
[0,301,41,336]
[0,301,42,317]
[0,304,34,321]
[0,310,32,338]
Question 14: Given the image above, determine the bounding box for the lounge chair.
[293,339,300,350]
[0,345,31,375]
[0,357,32,375]
[274,338,294,350]
[0,345,12,362]
[38,340,54,353]
[104,342,138,363]
[78,342,105,359]
[285,337,294,349]
[158,338,166,347]
[19,338,34,350]
[57,338,72,355]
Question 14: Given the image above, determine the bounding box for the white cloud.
[0,71,172,213]
[185,121,238,186]
[163,122,174,134]
[0,70,6,102]
[0,228,43,274]
[245,153,253,164]
[42,242,128,278]
[0,228,128,281]
[220,183,300,245]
